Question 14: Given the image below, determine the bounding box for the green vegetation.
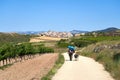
[31,41,67,53]
[0,33,55,67]
[70,36,120,47]
[57,39,73,48]
[0,33,30,44]
[31,41,66,80]
[1,32,120,80]
[0,42,54,67]
[41,53,64,80]
[80,41,120,80]
[65,35,120,80]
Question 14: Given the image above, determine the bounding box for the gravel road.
[52,53,114,80]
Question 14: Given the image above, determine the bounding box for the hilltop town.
[40,31,73,38]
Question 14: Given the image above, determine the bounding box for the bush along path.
[52,52,114,80]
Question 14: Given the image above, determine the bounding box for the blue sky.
[0,0,120,32]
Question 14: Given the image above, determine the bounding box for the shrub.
[38,46,54,53]
[57,39,73,48]
[23,43,34,55]
[113,53,120,63]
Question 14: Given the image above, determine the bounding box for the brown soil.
[0,53,58,80]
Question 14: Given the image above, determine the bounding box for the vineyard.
[0,43,54,67]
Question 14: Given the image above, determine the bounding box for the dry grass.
[81,41,120,80]
[30,36,68,42]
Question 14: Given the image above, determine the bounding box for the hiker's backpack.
[68,49,75,54]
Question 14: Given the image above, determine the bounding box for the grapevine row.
[0,43,54,66]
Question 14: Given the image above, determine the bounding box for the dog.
[74,53,79,61]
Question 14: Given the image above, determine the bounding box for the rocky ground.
[0,53,58,80]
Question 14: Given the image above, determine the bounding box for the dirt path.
[0,53,58,80]
[52,53,114,80]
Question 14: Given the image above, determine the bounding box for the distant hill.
[12,27,120,36]
[94,27,120,33]
[0,32,30,43]
[89,27,120,36]
[17,30,89,35]
[70,30,89,34]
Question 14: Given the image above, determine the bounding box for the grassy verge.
[41,53,65,80]
[80,41,120,80]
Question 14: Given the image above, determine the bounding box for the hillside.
[93,27,120,33]
[80,41,120,80]
[0,32,30,43]
[85,27,120,36]
[70,30,89,34]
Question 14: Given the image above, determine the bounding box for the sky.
[0,0,120,32]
